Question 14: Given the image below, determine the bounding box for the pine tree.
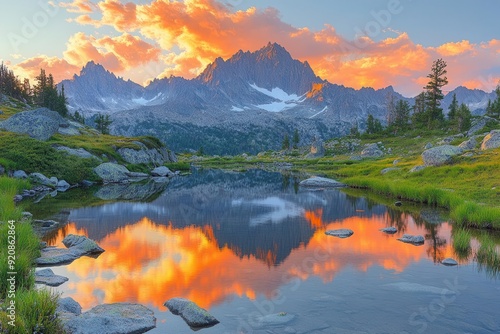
[412,92,427,128]
[282,134,290,150]
[393,99,411,132]
[424,58,448,128]
[366,114,383,134]
[447,93,458,121]
[454,103,472,132]
[95,113,112,134]
[292,129,299,149]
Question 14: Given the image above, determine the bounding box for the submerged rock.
[380,227,398,234]
[94,180,168,201]
[165,298,219,328]
[325,229,354,238]
[299,177,346,188]
[35,268,69,287]
[442,258,458,266]
[254,312,296,328]
[63,303,156,334]
[397,234,425,245]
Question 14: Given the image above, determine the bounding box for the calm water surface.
[36,169,499,333]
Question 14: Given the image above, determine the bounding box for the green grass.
[164,162,191,171]
[0,178,63,333]
[0,132,98,184]
[0,289,63,334]
[476,236,500,279]
[452,228,472,260]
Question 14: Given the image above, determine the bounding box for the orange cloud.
[15,32,161,82]
[13,56,80,84]
[60,0,96,13]
[13,0,499,95]
[436,40,474,57]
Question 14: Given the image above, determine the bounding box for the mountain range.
[59,42,496,154]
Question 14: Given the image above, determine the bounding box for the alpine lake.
[26,168,500,334]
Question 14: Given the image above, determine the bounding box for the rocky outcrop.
[299,176,346,188]
[409,165,426,173]
[305,138,325,158]
[164,298,219,328]
[36,247,80,266]
[481,130,500,150]
[0,108,68,141]
[62,234,105,257]
[360,143,384,158]
[63,303,156,334]
[117,141,176,165]
[151,166,174,177]
[55,146,101,160]
[93,163,130,183]
[36,235,104,266]
[421,145,463,166]
[35,268,69,287]
[458,137,477,150]
[397,234,425,245]
[467,116,498,136]
[30,172,58,187]
[325,229,354,238]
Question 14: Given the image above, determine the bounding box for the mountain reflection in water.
[42,169,459,313]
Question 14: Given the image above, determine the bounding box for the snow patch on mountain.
[250,83,303,112]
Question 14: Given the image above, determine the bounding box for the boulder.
[409,165,426,173]
[13,170,28,179]
[325,229,354,238]
[458,137,477,150]
[57,180,71,192]
[380,227,397,234]
[424,142,433,149]
[397,234,425,245]
[481,130,500,150]
[299,176,346,188]
[151,166,173,177]
[421,145,463,166]
[30,173,57,187]
[254,313,296,328]
[94,163,130,183]
[360,143,383,158]
[57,297,82,317]
[117,141,171,165]
[467,116,498,136]
[381,167,400,175]
[36,247,79,266]
[0,108,68,141]
[55,146,101,161]
[62,234,105,257]
[164,298,219,328]
[35,268,69,287]
[442,258,458,266]
[306,139,325,158]
[63,303,156,334]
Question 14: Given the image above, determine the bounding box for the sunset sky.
[1,0,499,96]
